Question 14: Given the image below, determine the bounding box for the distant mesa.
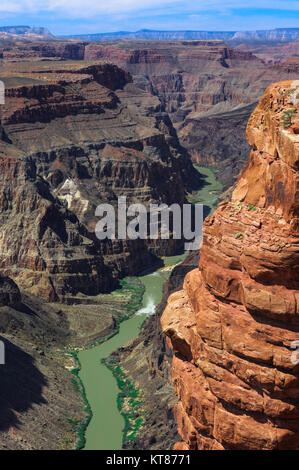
[0,25,54,39]
[61,28,299,44]
[1,26,299,45]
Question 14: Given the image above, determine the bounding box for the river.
[78,166,222,450]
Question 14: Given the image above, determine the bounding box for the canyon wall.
[235,42,299,64]
[162,80,299,450]
[0,60,197,301]
[84,40,299,188]
[2,39,297,189]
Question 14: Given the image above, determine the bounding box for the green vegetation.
[233,201,243,211]
[235,232,243,240]
[248,204,257,212]
[104,358,145,446]
[281,108,297,129]
[69,351,92,450]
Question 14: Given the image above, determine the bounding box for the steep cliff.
[0,60,197,301]
[162,80,299,450]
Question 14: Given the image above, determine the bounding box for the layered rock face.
[2,39,297,188]
[235,41,299,64]
[0,60,195,301]
[162,81,299,450]
[1,41,86,61]
[84,40,299,188]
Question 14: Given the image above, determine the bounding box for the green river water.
[78,166,222,450]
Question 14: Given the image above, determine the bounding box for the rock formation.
[0,26,54,42]
[0,60,196,301]
[162,80,299,450]
[1,41,86,61]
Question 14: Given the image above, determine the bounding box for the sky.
[0,0,298,35]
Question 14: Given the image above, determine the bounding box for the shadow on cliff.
[0,336,47,431]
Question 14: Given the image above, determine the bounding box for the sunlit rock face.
[162,80,299,450]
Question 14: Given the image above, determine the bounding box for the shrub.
[281,108,297,129]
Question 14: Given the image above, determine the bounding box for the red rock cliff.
[161,80,299,450]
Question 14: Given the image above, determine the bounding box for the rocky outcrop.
[0,60,197,301]
[274,57,299,74]
[162,80,299,450]
[0,276,87,450]
[179,103,257,189]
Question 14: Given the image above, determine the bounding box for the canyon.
[0,53,199,450]
[161,80,299,450]
[0,31,298,451]
[83,40,299,188]
[1,38,298,189]
[0,59,197,302]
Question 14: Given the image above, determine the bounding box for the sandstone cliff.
[161,80,299,450]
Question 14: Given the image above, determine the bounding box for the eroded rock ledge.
[161,80,299,450]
